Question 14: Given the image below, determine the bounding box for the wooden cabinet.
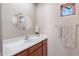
[15,49,28,56]
[15,39,47,56]
[28,42,42,54]
[43,39,47,56]
[30,47,43,56]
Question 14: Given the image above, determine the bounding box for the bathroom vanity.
[3,34,47,56]
[15,39,47,56]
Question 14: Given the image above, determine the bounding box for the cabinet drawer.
[28,42,42,54]
[15,49,28,56]
[30,47,43,56]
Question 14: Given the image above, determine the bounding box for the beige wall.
[36,3,79,56]
[0,4,2,56]
[2,3,36,39]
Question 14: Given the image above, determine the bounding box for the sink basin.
[25,36,39,42]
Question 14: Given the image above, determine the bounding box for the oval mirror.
[12,13,32,30]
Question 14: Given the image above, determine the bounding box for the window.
[61,3,75,16]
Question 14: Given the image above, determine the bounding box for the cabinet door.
[43,39,47,56]
[30,47,43,56]
[43,44,47,56]
[15,50,28,56]
[28,42,42,54]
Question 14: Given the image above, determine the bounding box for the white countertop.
[3,34,47,56]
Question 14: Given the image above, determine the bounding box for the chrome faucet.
[25,35,29,40]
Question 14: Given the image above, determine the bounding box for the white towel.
[61,26,76,48]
